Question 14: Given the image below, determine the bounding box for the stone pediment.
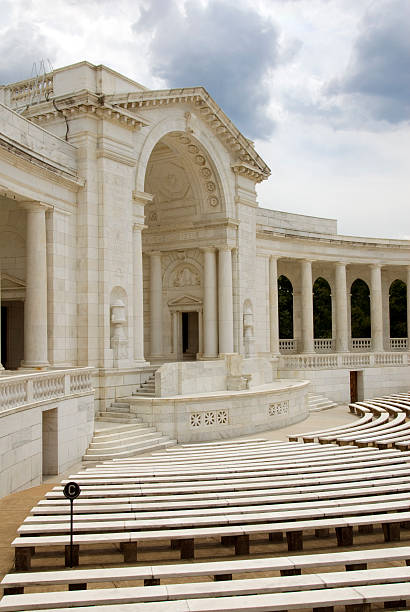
[1,273,25,299]
[168,295,202,308]
[1,273,25,289]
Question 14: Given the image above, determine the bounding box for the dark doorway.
[181,311,199,359]
[1,301,24,369]
[350,371,358,403]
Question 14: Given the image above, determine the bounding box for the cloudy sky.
[1,0,409,239]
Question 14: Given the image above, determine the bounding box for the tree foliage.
[278,275,293,339]
[313,277,332,338]
[390,279,407,337]
[351,279,371,338]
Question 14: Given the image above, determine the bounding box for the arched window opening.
[278,275,293,339]
[313,277,332,338]
[351,279,371,338]
[389,279,407,338]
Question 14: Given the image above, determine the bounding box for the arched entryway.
[313,277,332,342]
[278,275,294,351]
[389,279,407,348]
[141,129,230,361]
[351,278,371,349]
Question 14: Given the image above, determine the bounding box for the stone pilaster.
[300,259,314,353]
[202,247,218,358]
[133,223,146,363]
[335,262,349,352]
[149,251,163,357]
[21,202,49,368]
[370,264,383,352]
[218,246,234,354]
[0,270,3,371]
[269,256,280,355]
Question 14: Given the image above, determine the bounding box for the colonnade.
[149,246,234,359]
[269,257,410,355]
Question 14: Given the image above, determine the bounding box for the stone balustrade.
[279,351,409,370]
[351,338,372,351]
[0,368,94,413]
[279,339,298,352]
[390,338,408,350]
[314,338,335,352]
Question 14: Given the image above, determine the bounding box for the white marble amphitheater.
[0,61,410,498]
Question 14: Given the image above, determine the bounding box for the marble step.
[308,393,338,412]
[93,424,149,441]
[95,412,142,424]
[88,429,159,450]
[83,438,177,461]
[110,402,132,412]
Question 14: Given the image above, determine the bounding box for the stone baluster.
[335,262,349,352]
[202,247,218,358]
[300,259,314,353]
[21,202,49,368]
[150,251,163,358]
[269,256,280,355]
[218,246,234,354]
[133,223,145,363]
[370,264,384,352]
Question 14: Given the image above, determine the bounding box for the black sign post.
[63,481,81,567]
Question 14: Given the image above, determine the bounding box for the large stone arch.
[135,112,234,218]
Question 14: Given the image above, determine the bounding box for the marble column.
[218,246,234,354]
[202,247,218,358]
[300,259,314,353]
[150,251,162,357]
[21,202,49,368]
[335,262,349,352]
[269,256,280,355]
[0,270,3,371]
[407,266,410,348]
[370,263,384,352]
[133,223,145,363]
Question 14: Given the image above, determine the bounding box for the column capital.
[132,190,153,206]
[149,250,162,258]
[369,262,383,270]
[218,245,233,252]
[269,254,280,262]
[201,246,217,254]
[335,261,348,268]
[19,200,50,212]
[133,222,147,232]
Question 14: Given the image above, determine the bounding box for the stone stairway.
[132,372,156,397]
[85,401,176,461]
[307,392,338,412]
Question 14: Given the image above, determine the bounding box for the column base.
[20,362,49,370]
[134,360,150,368]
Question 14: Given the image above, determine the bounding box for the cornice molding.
[22,90,149,132]
[107,88,271,179]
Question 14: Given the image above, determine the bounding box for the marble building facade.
[0,61,409,492]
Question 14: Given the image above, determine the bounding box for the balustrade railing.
[279,339,297,353]
[389,338,408,351]
[314,338,334,353]
[0,368,94,413]
[279,352,408,370]
[351,338,372,351]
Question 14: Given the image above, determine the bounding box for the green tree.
[351,279,371,338]
[389,279,407,337]
[313,277,332,338]
[278,275,293,339]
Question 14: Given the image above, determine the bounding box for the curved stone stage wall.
[128,359,309,443]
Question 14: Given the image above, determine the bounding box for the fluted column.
[335,262,349,352]
[370,263,383,352]
[218,246,234,354]
[300,259,314,353]
[21,202,49,368]
[133,223,145,363]
[202,248,218,358]
[150,251,162,357]
[407,267,410,348]
[269,256,280,355]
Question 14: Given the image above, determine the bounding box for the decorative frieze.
[190,409,229,428]
[268,401,289,417]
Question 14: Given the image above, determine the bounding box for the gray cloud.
[133,0,280,140]
[0,22,56,85]
[328,0,410,125]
